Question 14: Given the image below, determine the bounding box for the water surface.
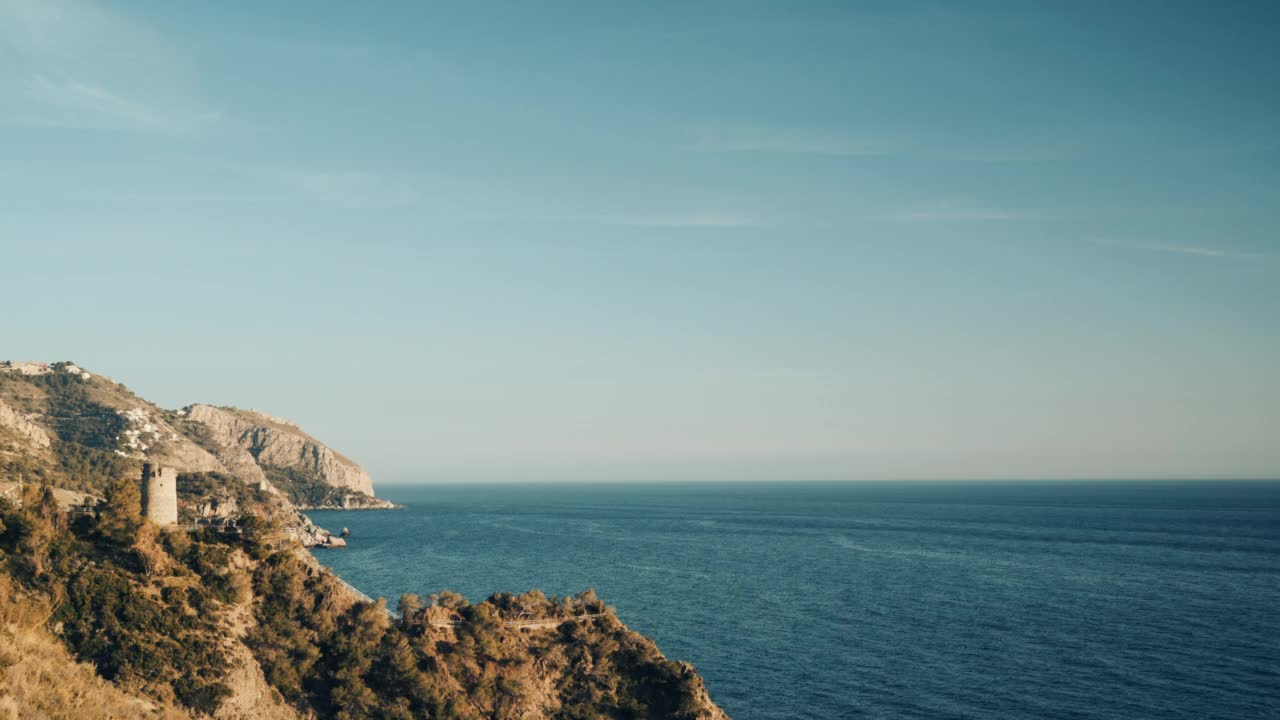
[310,481,1280,719]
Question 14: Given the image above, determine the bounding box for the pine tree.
[98,474,142,544]
[133,521,169,577]
[397,593,424,627]
[16,485,61,575]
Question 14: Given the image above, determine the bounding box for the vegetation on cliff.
[0,573,191,720]
[0,476,727,719]
[0,370,140,497]
[0,364,391,509]
[0,482,244,714]
[28,372,128,453]
[247,553,719,719]
[263,465,385,509]
[0,362,728,719]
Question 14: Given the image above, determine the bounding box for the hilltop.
[0,361,729,719]
[0,360,396,511]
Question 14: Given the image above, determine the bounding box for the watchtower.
[141,463,178,526]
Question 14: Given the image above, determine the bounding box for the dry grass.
[0,576,189,720]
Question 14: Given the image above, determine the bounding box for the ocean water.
[308,481,1280,719]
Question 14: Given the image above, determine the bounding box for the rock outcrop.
[1,363,393,510]
[184,404,374,495]
[0,399,51,452]
[292,493,398,511]
[285,511,347,549]
[193,495,239,520]
[148,437,225,476]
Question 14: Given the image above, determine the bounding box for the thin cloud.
[1134,243,1258,260]
[935,145,1067,164]
[0,0,113,52]
[17,72,219,134]
[1,0,220,134]
[267,168,425,210]
[874,207,1035,223]
[235,164,748,222]
[688,126,905,157]
[614,213,757,228]
[567,212,759,228]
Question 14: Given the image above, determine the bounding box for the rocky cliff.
[1,498,730,719]
[0,361,395,511]
[182,404,374,496]
[0,399,52,453]
[0,360,731,719]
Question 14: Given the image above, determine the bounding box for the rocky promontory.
[0,360,730,719]
[182,404,375,496]
[0,361,398,515]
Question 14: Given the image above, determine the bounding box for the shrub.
[96,475,142,546]
[28,373,126,451]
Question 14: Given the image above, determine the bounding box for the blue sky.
[2,0,1277,482]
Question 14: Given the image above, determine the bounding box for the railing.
[419,612,606,629]
[329,572,402,620]
[505,613,607,629]
[170,523,249,534]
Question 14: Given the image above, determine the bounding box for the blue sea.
[308,481,1280,720]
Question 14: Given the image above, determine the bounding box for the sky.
[2,0,1278,483]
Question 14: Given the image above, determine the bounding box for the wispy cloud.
[586,212,758,228]
[15,72,220,134]
[934,144,1068,164]
[873,207,1035,223]
[688,126,905,157]
[0,0,219,134]
[264,168,425,210]
[0,0,113,53]
[686,125,1079,165]
[233,162,755,223]
[1133,243,1259,260]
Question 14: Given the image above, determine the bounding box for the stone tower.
[141,462,178,526]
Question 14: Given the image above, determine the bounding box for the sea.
[308,481,1280,720]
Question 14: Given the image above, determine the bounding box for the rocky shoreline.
[287,510,349,548]
[290,498,401,548]
[293,498,402,511]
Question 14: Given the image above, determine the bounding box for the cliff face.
[0,399,52,453]
[183,404,374,496]
[0,361,393,509]
[0,361,730,719]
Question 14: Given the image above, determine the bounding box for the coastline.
[294,501,404,511]
[295,500,402,549]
